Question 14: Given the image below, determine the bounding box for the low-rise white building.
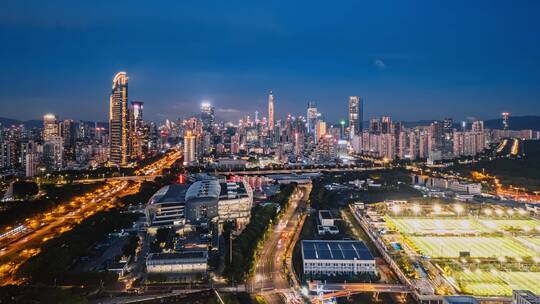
[301,240,376,276]
[146,251,208,274]
[318,210,335,226]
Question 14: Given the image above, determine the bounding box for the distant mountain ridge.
[0,117,108,129]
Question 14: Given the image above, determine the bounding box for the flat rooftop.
[319,210,332,219]
[148,251,207,261]
[302,240,374,261]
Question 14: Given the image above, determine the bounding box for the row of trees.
[224,184,296,282]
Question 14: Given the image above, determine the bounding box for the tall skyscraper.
[109,72,130,167]
[268,91,274,131]
[307,102,318,135]
[43,114,58,142]
[501,112,510,130]
[348,96,363,137]
[200,102,215,130]
[183,130,197,166]
[130,101,145,159]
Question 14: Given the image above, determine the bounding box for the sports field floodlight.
[454,204,464,216]
[507,209,515,216]
[412,204,421,215]
[495,209,504,217]
[433,204,442,213]
[484,208,493,216]
[518,209,527,216]
[498,256,506,263]
[392,205,401,215]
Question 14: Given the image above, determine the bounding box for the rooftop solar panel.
[302,240,374,261]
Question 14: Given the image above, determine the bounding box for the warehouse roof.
[302,240,373,261]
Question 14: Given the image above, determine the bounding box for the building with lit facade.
[268,91,275,131]
[109,72,130,167]
[348,96,362,137]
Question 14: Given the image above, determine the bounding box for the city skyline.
[1,1,540,122]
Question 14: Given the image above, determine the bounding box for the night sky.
[1,1,539,123]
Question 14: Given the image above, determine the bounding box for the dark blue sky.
[1,0,539,123]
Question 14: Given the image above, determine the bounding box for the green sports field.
[386,216,490,235]
[407,236,535,258]
[386,216,540,235]
[478,219,540,232]
[451,270,540,296]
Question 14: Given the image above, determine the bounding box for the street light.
[454,204,464,216]
[392,205,401,215]
[412,204,421,216]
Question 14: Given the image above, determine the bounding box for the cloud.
[217,108,241,113]
[374,59,386,69]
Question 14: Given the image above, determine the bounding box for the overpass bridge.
[308,281,411,302]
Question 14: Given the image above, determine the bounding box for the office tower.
[183,130,197,166]
[131,101,145,159]
[200,102,215,130]
[348,96,362,136]
[429,120,444,154]
[501,112,510,130]
[442,118,454,156]
[307,102,318,135]
[43,114,58,142]
[381,116,393,134]
[109,72,130,167]
[268,91,274,131]
[315,120,327,143]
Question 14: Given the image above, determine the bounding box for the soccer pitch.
[452,271,540,296]
[479,219,540,232]
[407,236,535,258]
[386,216,540,235]
[386,217,491,235]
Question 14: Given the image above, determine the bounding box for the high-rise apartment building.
[183,130,197,166]
[268,91,275,131]
[109,72,130,167]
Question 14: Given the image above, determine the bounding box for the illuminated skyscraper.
[183,130,197,166]
[130,101,145,159]
[348,96,363,136]
[109,72,130,167]
[43,113,58,142]
[307,102,318,135]
[501,112,510,130]
[200,102,215,130]
[268,91,274,131]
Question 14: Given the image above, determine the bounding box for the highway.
[0,150,182,286]
[251,184,311,304]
